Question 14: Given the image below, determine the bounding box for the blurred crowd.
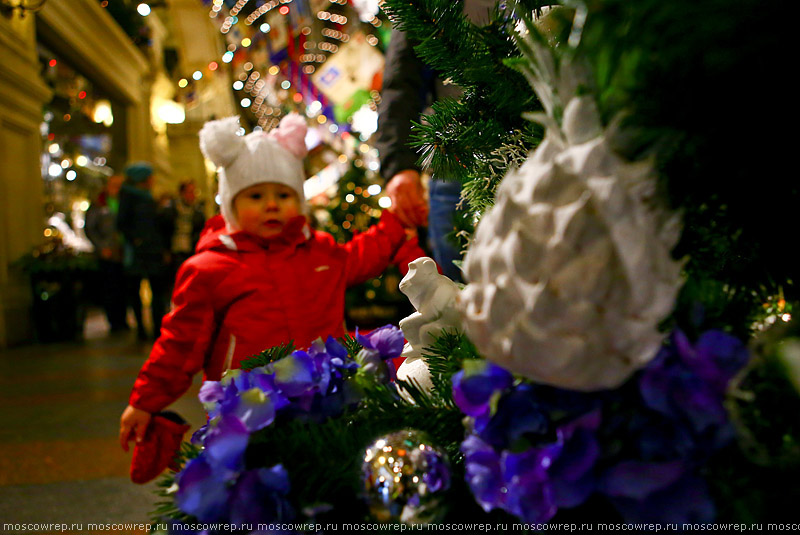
[84,163,205,340]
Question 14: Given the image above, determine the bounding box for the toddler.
[120,114,424,451]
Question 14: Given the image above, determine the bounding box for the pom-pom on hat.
[199,114,308,231]
[124,161,154,184]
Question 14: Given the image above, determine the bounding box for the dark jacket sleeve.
[116,190,134,243]
[83,205,103,249]
[374,28,429,181]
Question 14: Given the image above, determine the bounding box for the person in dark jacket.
[375,1,495,282]
[117,162,172,340]
[162,180,206,282]
[85,174,128,332]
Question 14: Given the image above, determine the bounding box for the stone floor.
[0,310,206,535]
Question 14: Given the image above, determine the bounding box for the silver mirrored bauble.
[362,429,450,524]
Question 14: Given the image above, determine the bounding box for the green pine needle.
[240,340,296,371]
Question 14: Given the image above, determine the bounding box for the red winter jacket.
[129,211,423,413]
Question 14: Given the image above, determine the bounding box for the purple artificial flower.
[224,387,277,432]
[204,413,250,471]
[461,434,561,523]
[308,337,360,395]
[461,435,505,513]
[175,454,234,522]
[452,360,514,419]
[502,446,559,523]
[199,381,225,405]
[640,329,748,443]
[600,459,687,501]
[604,471,716,524]
[324,336,358,369]
[476,383,549,450]
[249,369,291,411]
[684,330,750,394]
[270,351,323,410]
[227,465,294,527]
[202,369,290,423]
[190,423,210,446]
[356,325,405,360]
[548,410,602,508]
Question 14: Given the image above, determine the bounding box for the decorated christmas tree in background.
[310,159,413,329]
[150,0,798,531]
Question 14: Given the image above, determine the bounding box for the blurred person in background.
[84,174,128,332]
[117,162,172,341]
[162,180,206,281]
[375,1,496,282]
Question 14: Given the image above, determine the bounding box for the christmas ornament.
[362,429,451,524]
[396,258,463,395]
[459,30,684,391]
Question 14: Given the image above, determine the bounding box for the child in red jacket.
[120,113,425,453]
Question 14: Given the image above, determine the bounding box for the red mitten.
[130,411,191,484]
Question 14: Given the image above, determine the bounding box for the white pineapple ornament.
[458,24,684,391]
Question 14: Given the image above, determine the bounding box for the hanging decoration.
[197,0,388,131]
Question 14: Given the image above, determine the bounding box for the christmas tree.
[149,1,798,531]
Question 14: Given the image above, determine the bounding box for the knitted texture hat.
[124,161,154,184]
[199,114,308,231]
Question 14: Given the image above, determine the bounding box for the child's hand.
[119,405,152,452]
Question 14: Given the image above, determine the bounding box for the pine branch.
[461,128,542,214]
[381,0,543,188]
[339,333,363,359]
[240,340,296,371]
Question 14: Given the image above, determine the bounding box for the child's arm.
[120,260,217,449]
[390,232,435,277]
[343,210,420,286]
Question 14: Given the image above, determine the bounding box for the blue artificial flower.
[603,470,715,524]
[548,410,601,508]
[175,454,234,522]
[476,383,550,450]
[461,435,505,513]
[600,459,687,501]
[461,433,561,523]
[502,446,559,523]
[199,381,224,406]
[227,387,277,432]
[249,369,291,411]
[271,350,320,409]
[227,465,295,527]
[356,325,405,360]
[639,329,748,445]
[452,360,514,420]
[683,330,750,394]
[203,413,250,471]
[325,336,358,369]
[190,423,210,446]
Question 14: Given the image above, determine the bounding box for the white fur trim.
[218,234,238,251]
[223,334,236,371]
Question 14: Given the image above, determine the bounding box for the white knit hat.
[199,113,308,231]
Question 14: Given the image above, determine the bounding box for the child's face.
[233,182,301,238]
